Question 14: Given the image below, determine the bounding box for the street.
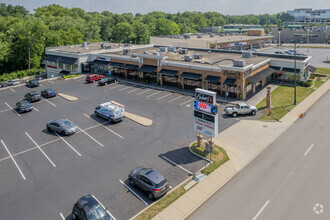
[188,90,330,220]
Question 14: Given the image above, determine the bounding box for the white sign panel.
[194,110,218,138]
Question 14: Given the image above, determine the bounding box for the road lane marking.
[53,132,82,156]
[127,88,139,93]
[162,156,193,175]
[32,107,39,112]
[119,180,149,205]
[42,98,56,107]
[168,95,183,103]
[59,213,65,220]
[119,86,130,91]
[5,102,21,116]
[25,132,56,167]
[1,140,26,180]
[180,98,195,106]
[76,126,104,147]
[110,84,123,89]
[10,87,15,92]
[304,144,314,156]
[83,114,123,139]
[0,109,11,113]
[146,91,161,97]
[157,93,171,100]
[252,200,270,220]
[136,88,151,95]
[91,195,117,220]
[48,81,55,84]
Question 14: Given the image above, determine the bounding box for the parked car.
[296,53,307,56]
[94,101,125,122]
[129,167,169,200]
[0,82,8,88]
[283,51,294,55]
[8,80,20,86]
[275,51,285,54]
[85,74,104,83]
[26,79,39,88]
[288,49,297,53]
[46,119,77,135]
[72,195,111,220]
[16,99,32,113]
[25,91,41,103]
[224,102,257,117]
[98,78,117,86]
[41,88,57,98]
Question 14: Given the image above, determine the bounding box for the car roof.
[52,119,67,123]
[44,88,55,91]
[29,91,39,95]
[237,102,247,106]
[77,195,100,212]
[143,169,165,184]
[19,99,30,103]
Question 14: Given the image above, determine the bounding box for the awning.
[60,70,70,75]
[180,72,202,80]
[204,75,220,83]
[246,67,275,84]
[122,64,139,70]
[91,60,110,65]
[45,55,77,65]
[138,65,157,73]
[109,62,124,68]
[159,69,178,76]
[223,78,237,86]
[270,66,281,71]
[45,55,61,62]
[282,67,301,73]
[306,65,316,72]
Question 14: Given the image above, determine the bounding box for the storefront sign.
[195,88,216,105]
[194,110,218,138]
[223,71,241,79]
[96,56,106,60]
[194,101,217,115]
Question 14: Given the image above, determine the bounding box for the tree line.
[0,3,294,74]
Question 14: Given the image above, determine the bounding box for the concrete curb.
[125,112,153,127]
[188,142,211,163]
[58,93,78,101]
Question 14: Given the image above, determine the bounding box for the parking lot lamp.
[293,42,297,105]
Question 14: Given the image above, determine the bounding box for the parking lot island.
[125,112,153,126]
[58,93,78,101]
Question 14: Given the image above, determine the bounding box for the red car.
[85,74,104,83]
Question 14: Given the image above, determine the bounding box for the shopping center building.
[44,41,313,99]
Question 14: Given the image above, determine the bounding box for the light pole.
[293,42,297,105]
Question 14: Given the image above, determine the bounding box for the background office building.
[287,8,330,23]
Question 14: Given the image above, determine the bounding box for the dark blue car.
[16,99,32,113]
[72,195,111,220]
[41,88,57,98]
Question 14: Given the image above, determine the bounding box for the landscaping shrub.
[299,80,312,87]
[0,68,44,82]
[310,74,316,79]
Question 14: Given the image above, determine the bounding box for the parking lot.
[0,77,258,220]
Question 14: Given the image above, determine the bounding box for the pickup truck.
[224,102,257,117]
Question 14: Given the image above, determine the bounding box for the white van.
[94,101,125,122]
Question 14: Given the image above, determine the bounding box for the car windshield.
[60,121,71,127]
[21,101,30,107]
[155,179,167,188]
[86,205,106,220]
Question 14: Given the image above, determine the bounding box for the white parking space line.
[180,98,195,106]
[162,156,193,175]
[136,88,151,95]
[32,107,39,112]
[127,88,139,93]
[83,114,124,139]
[110,84,124,89]
[53,132,82,156]
[118,86,130,91]
[48,81,55,84]
[59,213,65,220]
[91,195,117,220]
[10,87,15,92]
[168,95,183,103]
[252,200,270,220]
[42,98,56,107]
[169,185,172,189]
[76,126,104,147]
[1,140,26,180]
[25,132,56,167]
[304,144,314,156]
[146,91,161,97]
[0,109,11,113]
[119,180,149,205]
[39,84,43,87]
[157,93,171,100]
[5,102,21,117]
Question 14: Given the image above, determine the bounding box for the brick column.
[181,77,184,89]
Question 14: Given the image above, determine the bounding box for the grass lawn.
[190,142,229,175]
[314,78,328,89]
[256,85,314,121]
[63,74,81,79]
[316,67,330,76]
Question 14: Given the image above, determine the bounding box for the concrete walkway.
[244,84,279,106]
[148,79,330,220]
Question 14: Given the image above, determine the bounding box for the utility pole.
[293,42,297,105]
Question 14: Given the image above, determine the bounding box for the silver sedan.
[46,119,77,135]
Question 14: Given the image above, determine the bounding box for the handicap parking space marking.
[119,179,149,205]
[83,114,124,139]
[1,140,26,180]
[146,91,162,98]
[25,132,56,167]
[9,87,15,92]
[32,106,39,112]
[42,98,57,107]
[76,126,104,147]
[136,88,151,95]
[157,93,172,100]
[5,102,21,117]
[161,156,193,175]
[53,132,82,156]
[180,98,195,106]
[91,195,117,220]
[168,95,183,103]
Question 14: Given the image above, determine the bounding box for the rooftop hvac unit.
[203,61,211,64]
[242,51,253,58]
[194,60,202,63]
[101,43,111,49]
[183,34,190,39]
[210,33,214,37]
[153,52,161,56]
[143,51,149,54]
[131,54,136,58]
[233,59,246,67]
[197,34,203,38]
[179,48,188,54]
[123,49,132,55]
[193,53,203,59]
[124,43,130,47]
[82,42,88,47]
[184,55,192,62]
[159,47,168,52]
[168,46,176,52]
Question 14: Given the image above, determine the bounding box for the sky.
[2,0,330,15]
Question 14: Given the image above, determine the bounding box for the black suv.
[16,99,32,113]
[72,195,111,220]
[26,79,39,88]
[41,88,57,98]
[25,91,41,102]
[129,167,169,200]
[98,78,117,86]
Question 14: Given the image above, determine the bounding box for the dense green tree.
[152,18,180,36]
[0,3,28,17]
[112,22,135,43]
[132,21,150,44]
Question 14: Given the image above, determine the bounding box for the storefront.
[159,69,179,87]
